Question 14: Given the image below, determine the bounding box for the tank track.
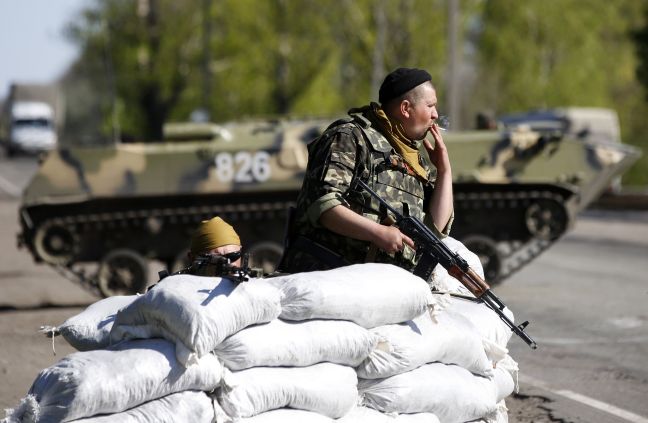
[26,187,574,295]
[27,199,294,295]
[454,186,575,283]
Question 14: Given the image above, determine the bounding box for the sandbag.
[429,236,483,295]
[356,309,493,379]
[42,295,137,351]
[6,339,221,423]
[216,406,334,423]
[338,406,441,422]
[70,391,215,422]
[469,400,509,423]
[264,264,432,328]
[440,294,514,350]
[218,363,358,419]
[359,362,515,423]
[110,274,282,366]
[215,318,378,370]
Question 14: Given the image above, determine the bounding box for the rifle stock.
[354,179,538,349]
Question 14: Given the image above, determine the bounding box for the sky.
[0,0,92,100]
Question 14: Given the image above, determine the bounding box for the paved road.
[500,209,648,422]
[1,154,647,422]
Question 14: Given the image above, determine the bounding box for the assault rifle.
[157,251,261,283]
[354,179,538,349]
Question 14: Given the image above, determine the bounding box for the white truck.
[1,83,63,157]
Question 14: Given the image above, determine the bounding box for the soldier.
[187,216,242,275]
[279,67,454,274]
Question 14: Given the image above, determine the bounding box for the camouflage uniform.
[280,108,452,273]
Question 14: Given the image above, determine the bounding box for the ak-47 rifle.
[157,251,261,283]
[354,179,537,349]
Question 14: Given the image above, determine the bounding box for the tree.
[67,0,455,138]
[67,0,203,141]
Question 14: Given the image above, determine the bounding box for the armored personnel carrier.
[17,112,640,296]
[445,116,640,282]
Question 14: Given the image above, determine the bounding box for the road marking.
[0,173,22,197]
[536,335,648,345]
[520,374,648,423]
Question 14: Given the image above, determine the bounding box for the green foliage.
[65,0,449,139]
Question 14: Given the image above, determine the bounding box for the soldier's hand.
[373,225,415,254]
[424,124,451,173]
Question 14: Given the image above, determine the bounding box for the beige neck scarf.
[350,103,428,182]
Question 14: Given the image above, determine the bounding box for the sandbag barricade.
[5,236,522,423]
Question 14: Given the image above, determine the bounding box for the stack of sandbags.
[212,263,439,421]
[356,294,518,422]
[4,237,519,423]
[350,236,518,423]
[3,274,282,423]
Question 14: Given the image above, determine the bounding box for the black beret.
[379,67,432,104]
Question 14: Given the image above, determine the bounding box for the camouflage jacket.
[280,108,452,274]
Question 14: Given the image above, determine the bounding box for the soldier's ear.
[400,100,412,119]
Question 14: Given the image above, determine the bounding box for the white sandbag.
[5,339,221,423]
[215,318,378,370]
[469,400,509,423]
[216,406,334,423]
[359,362,515,423]
[110,274,282,366]
[429,236,484,295]
[218,363,358,419]
[41,295,137,351]
[70,391,215,422]
[264,264,432,328]
[356,309,493,379]
[441,294,514,350]
[338,406,441,422]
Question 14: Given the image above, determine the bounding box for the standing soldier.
[279,67,454,274]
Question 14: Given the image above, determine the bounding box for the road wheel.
[461,235,503,285]
[97,249,149,297]
[525,199,569,241]
[247,241,284,274]
[33,223,78,265]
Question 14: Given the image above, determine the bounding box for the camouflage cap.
[379,68,432,104]
[190,216,241,256]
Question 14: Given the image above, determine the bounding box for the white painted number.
[214,151,271,183]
